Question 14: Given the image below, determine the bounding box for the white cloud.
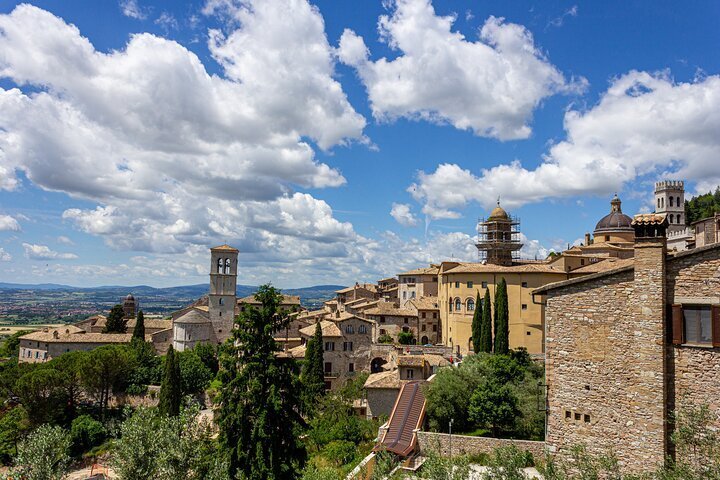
[0,215,20,232]
[155,12,178,32]
[22,243,78,260]
[390,203,418,227]
[0,248,11,261]
[547,5,578,28]
[338,0,585,140]
[120,0,148,20]
[409,71,720,218]
[57,235,74,245]
[0,3,368,268]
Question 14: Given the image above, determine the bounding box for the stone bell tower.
[209,245,238,344]
[655,180,685,234]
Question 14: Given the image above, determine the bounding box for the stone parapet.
[416,431,546,460]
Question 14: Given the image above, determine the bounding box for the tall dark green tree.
[471,291,482,353]
[103,304,128,334]
[132,310,145,341]
[493,278,509,354]
[301,321,325,413]
[159,345,181,417]
[217,284,306,479]
[480,289,493,353]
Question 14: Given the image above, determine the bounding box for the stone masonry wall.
[545,257,667,475]
[416,432,545,460]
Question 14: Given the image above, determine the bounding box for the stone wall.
[416,432,545,460]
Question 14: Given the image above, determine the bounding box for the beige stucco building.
[19,326,135,363]
[398,266,439,303]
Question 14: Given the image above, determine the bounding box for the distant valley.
[0,282,344,324]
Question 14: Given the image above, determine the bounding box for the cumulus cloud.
[0,3,368,270]
[390,203,418,227]
[0,214,20,232]
[547,5,578,28]
[22,243,78,260]
[338,0,584,140]
[120,0,148,20]
[0,248,11,261]
[410,71,720,218]
[57,235,74,245]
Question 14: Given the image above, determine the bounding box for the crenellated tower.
[654,180,685,234]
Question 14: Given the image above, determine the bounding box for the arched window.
[669,196,674,207]
[661,197,664,208]
[225,258,231,274]
[669,215,673,224]
[467,298,475,311]
[677,214,681,224]
[657,198,661,209]
[219,298,224,306]
[449,298,453,312]
[217,258,223,274]
[455,298,462,312]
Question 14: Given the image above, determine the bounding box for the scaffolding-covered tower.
[476,201,523,265]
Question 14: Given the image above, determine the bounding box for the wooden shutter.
[712,305,720,348]
[672,304,684,345]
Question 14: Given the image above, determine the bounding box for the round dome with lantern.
[593,194,634,243]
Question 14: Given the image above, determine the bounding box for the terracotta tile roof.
[364,370,401,389]
[285,344,307,358]
[398,265,440,276]
[173,308,210,325]
[89,316,172,331]
[397,355,425,367]
[423,354,450,367]
[632,213,668,225]
[237,295,301,305]
[20,330,134,344]
[211,244,239,252]
[570,257,634,274]
[365,303,417,317]
[442,262,565,274]
[299,320,342,338]
[407,296,439,310]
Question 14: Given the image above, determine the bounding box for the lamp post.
[449,418,454,459]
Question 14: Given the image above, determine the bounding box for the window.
[677,214,681,224]
[467,281,473,288]
[421,324,426,331]
[219,311,222,317]
[657,198,661,209]
[324,362,332,373]
[521,282,528,288]
[403,291,407,300]
[449,299,453,312]
[343,341,353,351]
[454,281,460,288]
[411,291,416,298]
[348,363,354,373]
[683,305,712,344]
[433,312,437,319]
[422,312,426,319]
[581,259,585,265]
[455,298,462,311]
[380,316,386,323]
[325,341,335,351]
[404,318,409,324]
[358,325,367,334]
[217,258,223,273]
[380,329,386,335]
[526,331,531,336]
[324,381,332,391]
[565,410,572,420]
[467,298,475,311]
[669,196,674,207]
[522,304,527,310]
[605,235,610,241]
[406,369,414,379]
[225,258,231,274]
[481,281,488,289]
[345,325,354,334]
[584,414,591,424]
[219,297,224,305]
[433,325,437,332]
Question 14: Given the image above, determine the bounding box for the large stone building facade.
[536,213,720,475]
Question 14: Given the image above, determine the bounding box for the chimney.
[584,232,591,246]
[630,213,669,456]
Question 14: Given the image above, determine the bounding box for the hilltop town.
[4,180,720,478]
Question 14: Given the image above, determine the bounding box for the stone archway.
[371,357,386,373]
[421,335,429,345]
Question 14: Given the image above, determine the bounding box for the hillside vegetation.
[685,187,720,224]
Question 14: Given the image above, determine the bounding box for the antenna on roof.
[497,196,501,206]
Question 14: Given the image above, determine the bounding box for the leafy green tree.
[0,330,31,358]
[424,359,484,432]
[493,278,509,354]
[132,310,145,341]
[217,284,306,479]
[397,331,415,345]
[377,334,393,344]
[301,321,325,414]
[103,304,128,334]
[178,349,212,395]
[193,342,219,375]
[471,291,482,353]
[128,339,162,388]
[159,345,182,417]
[685,187,720,224]
[480,289,493,353]
[52,350,87,419]
[10,424,71,480]
[469,380,520,437]
[15,367,70,426]
[69,414,106,457]
[79,345,136,417]
[0,406,29,463]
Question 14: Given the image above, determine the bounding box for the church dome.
[594,194,633,233]
[125,294,135,301]
[488,201,509,220]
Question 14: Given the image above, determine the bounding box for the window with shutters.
[673,304,720,347]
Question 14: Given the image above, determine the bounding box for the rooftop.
[299,320,342,338]
[398,265,440,276]
[21,330,135,344]
[364,369,401,389]
[442,262,565,274]
[238,294,301,305]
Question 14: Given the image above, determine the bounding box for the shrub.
[397,332,415,345]
[70,415,106,457]
[323,440,356,466]
[377,334,393,344]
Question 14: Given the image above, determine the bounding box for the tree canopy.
[685,187,720,224]
[301,321,325,415]
[103,304,128,334]
[159,345,182,417]
[471,291,482,353]
[132,310,145,341]
[480,289,493,353]
[493,278,509,354]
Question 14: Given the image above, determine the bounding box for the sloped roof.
[365,303,417,317]
[570,257,634,274]
[211,244,239,252]
[20,330,134,344]
[237,295,301,305]
[442,262,565,274]
[299,320,342,338]
[397,355,425,367]
[174,308,210,325]
[364,369,401,389]
[408,296,439,310]
[398,265,439,276]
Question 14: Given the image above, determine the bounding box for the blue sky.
[0,0,719,288]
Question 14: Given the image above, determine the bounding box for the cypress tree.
[471,291,482,353]
[132,310,145,342]
[158,345,181,417]
[480,288,493,353]
[493,278,509,354]
[103,304,127,333]
[217,284,306,478]
[301,321,325,413]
